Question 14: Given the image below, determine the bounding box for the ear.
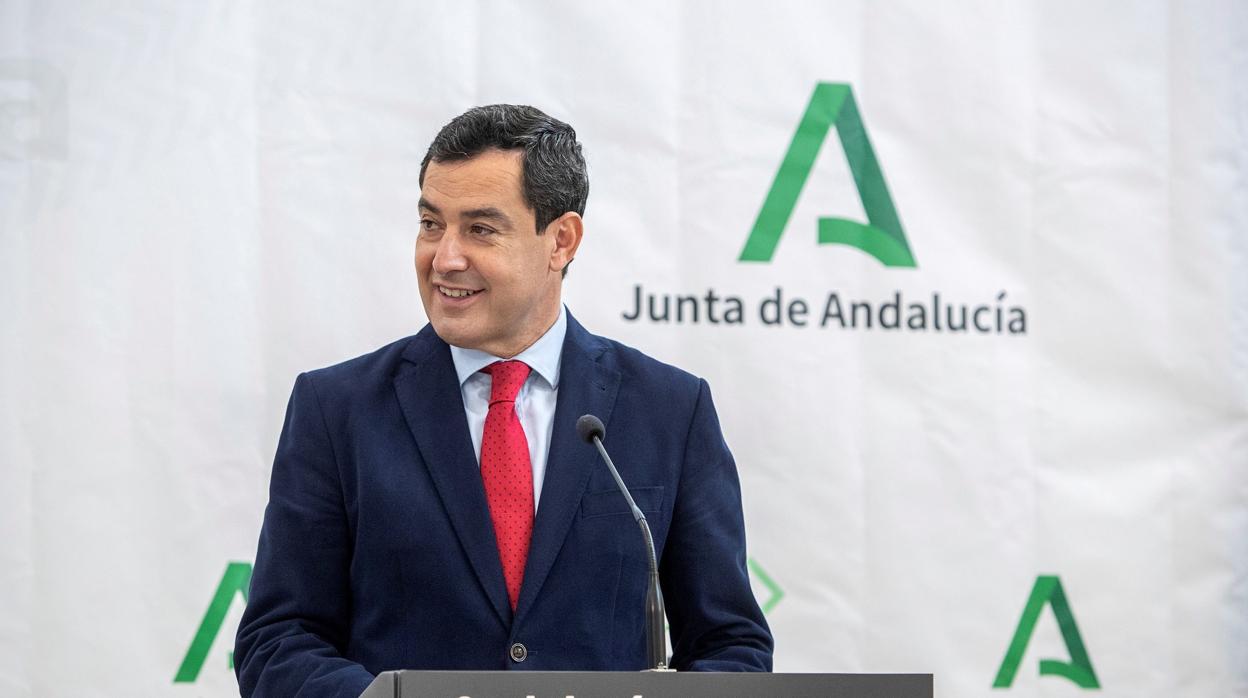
[546,211,584,273]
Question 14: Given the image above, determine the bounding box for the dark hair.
[419,104,589,233]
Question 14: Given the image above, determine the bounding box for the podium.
[360,670,933,697]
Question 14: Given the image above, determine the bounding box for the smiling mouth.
[437,285,481,299]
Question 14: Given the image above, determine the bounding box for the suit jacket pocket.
[580,486,664,519]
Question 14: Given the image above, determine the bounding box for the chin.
[429,318,482,351]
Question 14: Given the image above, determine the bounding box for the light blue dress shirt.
[449,305,567,512]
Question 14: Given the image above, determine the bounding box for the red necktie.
[480,360,534,610]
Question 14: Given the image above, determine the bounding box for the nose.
[430,228,469,275]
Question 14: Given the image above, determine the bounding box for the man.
[235,105,773,697]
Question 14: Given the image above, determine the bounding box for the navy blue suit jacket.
[235,313,773,696]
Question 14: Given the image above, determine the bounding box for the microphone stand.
[587,433,673,672]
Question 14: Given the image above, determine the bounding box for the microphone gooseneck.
[577,413,671,672]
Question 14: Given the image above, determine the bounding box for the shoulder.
[603,336,700,388]
[568,314,705,404]
[295,325,443,401]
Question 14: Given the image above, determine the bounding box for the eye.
[470,224,497,236]
[419,218,441,234]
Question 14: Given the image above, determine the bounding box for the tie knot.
[482,360,531,403]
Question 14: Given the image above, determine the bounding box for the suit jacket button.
[509,642,528,663]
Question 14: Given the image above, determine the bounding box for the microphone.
[576,414,671,672]
[574,412,605,444]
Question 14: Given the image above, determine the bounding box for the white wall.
[1,1,1245,695]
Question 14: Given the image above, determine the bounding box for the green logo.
[174,561,251,683]
[994,575,1100,689]
[741,82,916,267]
[747,557,785,614]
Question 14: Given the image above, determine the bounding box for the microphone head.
[576,414,606,443]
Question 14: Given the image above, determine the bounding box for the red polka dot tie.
[480,360,534,610]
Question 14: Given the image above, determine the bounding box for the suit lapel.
[514,314,620,625]
[393,328,512,628]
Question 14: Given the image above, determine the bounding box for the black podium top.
[360,670,933,698]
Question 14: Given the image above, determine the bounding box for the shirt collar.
[448,305,567,389]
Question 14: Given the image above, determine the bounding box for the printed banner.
[2,1,1245,696]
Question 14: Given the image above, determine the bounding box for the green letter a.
[993,575,1100,689]
[740,82,916,267]
[173,561,252,683]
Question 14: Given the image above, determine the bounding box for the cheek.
[414,246,432,274]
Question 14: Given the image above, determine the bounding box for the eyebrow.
[462,207,513,226]
[418,199,514,228]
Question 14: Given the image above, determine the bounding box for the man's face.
[417,149,574,357]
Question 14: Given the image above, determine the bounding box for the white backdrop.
[2,1,1246,696]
